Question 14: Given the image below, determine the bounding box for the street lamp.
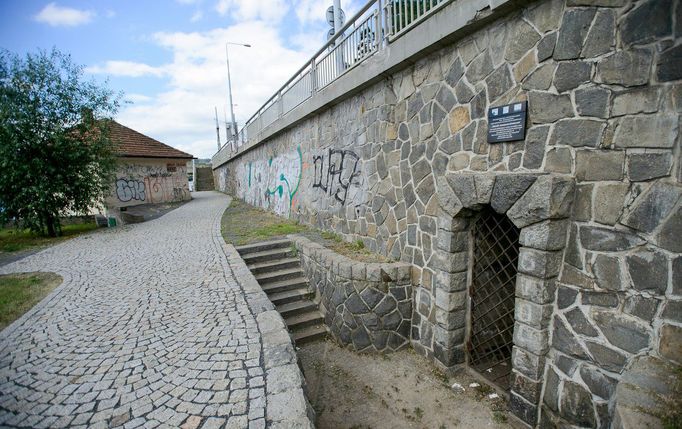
[225,42,251,150]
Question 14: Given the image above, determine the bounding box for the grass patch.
[0,272,62,330]
[0,222,99,253]
[222,198,388,262]
[221,199,307,246]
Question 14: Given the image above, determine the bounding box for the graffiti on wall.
[116,179,146,202]
[114,163,190,205]
[312,148,361,206]
[235,146,303,217]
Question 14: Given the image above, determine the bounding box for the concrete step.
[236,239,291,255]
[262,277,308,295]
[255,267,304,285]
[269,288,312,306]
[248,258,300,275]
[277,300,320,318]
[241,248,294,264]
[285,311,324,330]
[292,324,328,345]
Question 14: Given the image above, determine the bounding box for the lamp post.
[225,42,251,149]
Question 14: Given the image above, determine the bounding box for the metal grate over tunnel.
[467,207,520,391]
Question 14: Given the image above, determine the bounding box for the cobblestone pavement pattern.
[0,192,311,429]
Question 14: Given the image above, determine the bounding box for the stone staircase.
[235,239,327,344]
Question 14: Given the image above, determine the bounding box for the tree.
[0,48,121,237]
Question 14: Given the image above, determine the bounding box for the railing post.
[278,91,283,119]
[310,58,317,95]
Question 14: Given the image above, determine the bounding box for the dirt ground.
[298,340,512,429]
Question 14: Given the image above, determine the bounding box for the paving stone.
[0,193,311,428]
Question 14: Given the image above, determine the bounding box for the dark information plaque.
[487,101,527,143]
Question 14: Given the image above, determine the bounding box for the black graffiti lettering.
[311,149,360,206]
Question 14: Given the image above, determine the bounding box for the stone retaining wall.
[291,235,413,353]
[217,0,682,427]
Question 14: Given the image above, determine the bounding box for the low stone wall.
[291,235,413,352]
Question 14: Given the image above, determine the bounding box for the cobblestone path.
[0,192,310,429]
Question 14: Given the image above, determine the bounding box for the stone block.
[626,249,669,294]
[509,392,537,426]
[523,63,554,90]
[486,65,514,102]
[575,87,610,118]
[598,48,653,87]
[656,204,682,253]
[544,147,572,174]
[621,182,682,233]
[582,291,619,308]
[661,300,682,323]
[515,298,553,329]
[434,288,466,312]
[512,346,545,379]
[550,119,605,148]
[508,175,575,229]
[582,9,616,58]
[513,322,549,355]
[627,152,673,181]
[565,308,598,337]
[516,274,557,305]
[519,219,569,251]
[522,126,549,170]
[554,61,591,93]
[592,254,623,291]
[557,285,578,309]
[614,115,678,148]
[560,381,597,427]
[511,371,542,403]
[555,354,578,376]
[659,324,682,364]
[526,0,563,34]
[518,248,562,279]
[505,19,541,63]
[593,182,628,225]
[579,226,644,252]
[554,9,596,60]
[612,87,660,117]
[591,309,651,353]
[575,150,624,181]
[528,91,573,124]
[543,366,560,412]
[433,343,465,367]
[624,295,659,322]
[553,316,589,359]
[536,33,557,63]
[585,341,627,372]
[436,230,468,253]
[657,44,682,82]
[435,270,468,293]
[621,0,673,46]
[490,174,537,214]
[434,307,466,330]
[673,256,682,296]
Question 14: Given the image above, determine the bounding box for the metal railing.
[222,0,453,157]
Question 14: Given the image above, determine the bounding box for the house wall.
[214,0,681,427]
[108,157,191,208]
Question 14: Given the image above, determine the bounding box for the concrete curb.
[216,198,315,428]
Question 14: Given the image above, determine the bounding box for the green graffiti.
[248,162,252,187]
[264,146,303,217]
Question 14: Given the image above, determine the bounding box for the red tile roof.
[109,120,194,159]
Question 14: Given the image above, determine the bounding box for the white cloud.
[190,10,204,22]
[214,0,289,22]
[124,94,153,103]
[86,61,166,78]
[112,21,318,158]
[295,0,330,24]
[34,2,94,27]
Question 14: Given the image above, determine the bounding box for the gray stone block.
[579,226,644,252]
[598,48,653,87]
[555,354,578,376]
[553,316,589,359]
[565,308,598,337]
[550,119,605,148]
[585,341,627,372]
[522,126,549,169]
[542,366,560,412]
[621,182,682,233]
[612,87,660,117]
[656,204,682,253]
[592,254,623,291]
[659,324,682,364]
[657,44,682,82]
[593,182,628,225]
[509,391,537,426]
[505,19,541,63]
[515,298,553,329]
[661,300,682,323]
[528,91,573,124]
[518,247,562,279]
[544,147,572,174]
[486,65,514,101]
[560,381,596,427]
[627,153,673,181]
[557,285,578,309]
[519,219,569,251]
[554,9,596,60]
[511,371,542,403]
[507,175,575,229]
[624,295,659,322]
[582,9,615,58]
[575,87,610,118]
[626,249,669,294]
[513,322,549,355]
[591,309,651,353]
[490,174,537,214]
[621,0,673,46]
[614,115,678,149]
[536,33,557,63]
[554,61,591,93]
[512,345,545,380]
[673,256,682,295]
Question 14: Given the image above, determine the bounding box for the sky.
[0,0,363,159]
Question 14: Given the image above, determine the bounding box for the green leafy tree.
[0,48,121,237]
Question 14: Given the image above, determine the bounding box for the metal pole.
[333,0,343,77]
[214,106,221,150]
[225,44,237,142]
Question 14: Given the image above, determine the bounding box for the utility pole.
[225,44,237,143]
[214,107,221,150]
